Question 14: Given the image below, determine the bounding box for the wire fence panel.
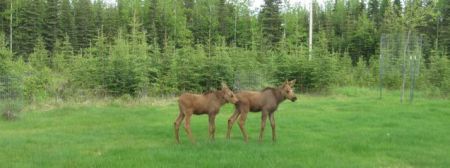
[380,32,423,103]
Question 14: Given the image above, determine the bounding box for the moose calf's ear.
[282,80,289,86]
[289,79,296,86]
[221,82,228,89]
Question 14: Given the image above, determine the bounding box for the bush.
[427,54,450,97]
[273,50,337,92]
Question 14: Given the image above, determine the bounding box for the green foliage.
[260,0,283,49]
[273,49,337,92]
[200,47,234,89]
[217,0,235,45]
[0,33,11,71]
[144,0,160,46]
[105,36,140,96]
[348,14,377,64]
[0,0,10,35]
[22,36,52,102]
[28,36,49,69]
[169,46,205,92]
[49,35,74,78]
[73,0,95,50]
[42,0,59,53]
[0,0,449,99]
[59,0,74,41]
[437,0,450,53]
[427,53,450,97]
[22,65,51,102]
[335,53,354,86]
[0,33,16,98]
[14,0,44,57]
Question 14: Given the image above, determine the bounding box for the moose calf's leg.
[269,112,276,142]
[174,112,185,143]
[208,114,216,141]
[238,112,249,142]
[226,110,240,139]
[259,111,268,142]
[184,113,195,144]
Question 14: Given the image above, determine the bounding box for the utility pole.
[308,0,313,60]
[174,0,177,47]
[10,0,13,52]
[208,4,212,57]
[234,0,237,47]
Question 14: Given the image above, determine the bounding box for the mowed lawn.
[1,88,449,167]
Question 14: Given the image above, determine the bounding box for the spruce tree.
[43,0,59,53]
[14,0,44,57]
[28,36,48,69]
[260,0,283,49]
[74,0,95,51]
[217,0,229,40]
[145,0,159,46]
[183,0,194,37]
[59,0,75,45]
[368,0,380,27]
[0,0,9,36]
[437,0,449,53]
[102,6,120,40]
[393,0,402,16]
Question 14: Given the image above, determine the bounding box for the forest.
[0,0,449,102]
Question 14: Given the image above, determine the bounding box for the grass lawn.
[1,87,449,167]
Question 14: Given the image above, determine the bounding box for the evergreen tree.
[380,0,403,33]
[332,0,347,53]
[54,34,74,62]
[394,0,402,16]
[43,0,59,53]
[0,32,12,75]
[379,0,390,19]
[14,0,43,57]
[0,0,9,36]
[234,2,254,48]
[348,14,377,64]
[28,36,48,69]
[103,6,120,40]
[166,0,192,48]
[93,0,105,32]
[437,0,450,53]
[260,0,283,49]
[368,0,380,27]
[190,0,218,48]
[145,0,160,46]
[184,0,194,32]
[74,0,95,51]
[217,0,233,43]
[59,0,75,44]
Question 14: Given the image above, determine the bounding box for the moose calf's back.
[236,91,268,112]
[179,93,218,115]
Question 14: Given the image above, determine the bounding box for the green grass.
[1,87,449,167]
